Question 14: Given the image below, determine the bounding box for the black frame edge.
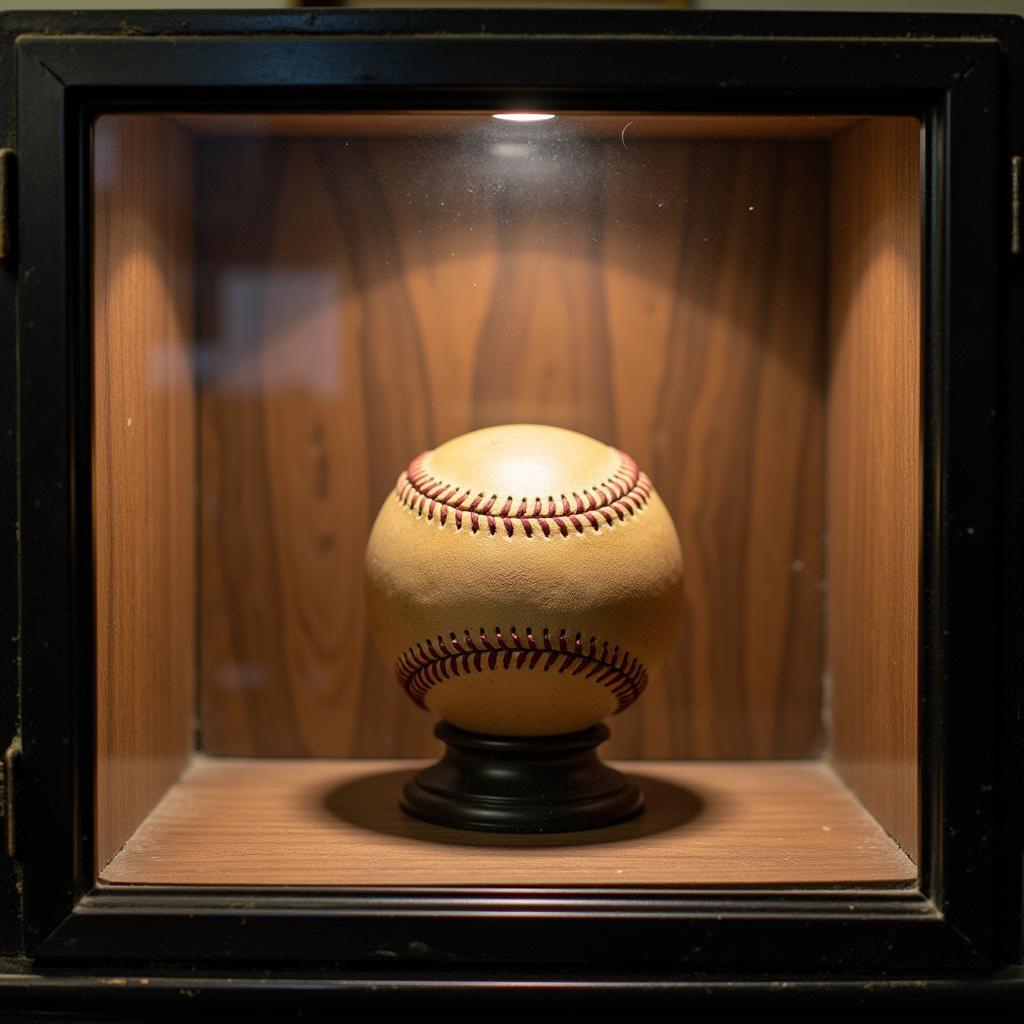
[988,12,1024,971]
[0,0,24,964]
[0,962,1023,1016]
[0,7,1020,39]
[14,37,81,957]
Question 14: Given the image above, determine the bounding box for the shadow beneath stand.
[322,768,705,849]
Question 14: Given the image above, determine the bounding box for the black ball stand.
[400,721,643,833]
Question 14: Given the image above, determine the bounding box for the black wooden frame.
[1,9,1021,994]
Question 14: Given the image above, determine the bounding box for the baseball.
[364,424,684,737]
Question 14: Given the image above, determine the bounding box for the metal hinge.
[0,149,13,266]
[0,739,21,860]
[1012,154,1022,256]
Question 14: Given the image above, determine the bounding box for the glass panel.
[91,111,920,886]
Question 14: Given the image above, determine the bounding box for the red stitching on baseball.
[396,450,653,537]
[395,625,648,715]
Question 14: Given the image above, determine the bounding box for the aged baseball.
[364,424,684,737]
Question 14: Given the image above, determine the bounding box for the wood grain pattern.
[195,126,828,760]
[827,117,921,861]
[93,116,196,871]
[99,756,916,887]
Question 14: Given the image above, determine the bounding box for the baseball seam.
[396,625,649,715]
[396,451,653,538]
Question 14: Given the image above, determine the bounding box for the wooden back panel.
[93,116,196,869]
[827,117,921,860]
[195,125,827,760]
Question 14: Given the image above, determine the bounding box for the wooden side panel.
[827,118,921,861]
[93,116,196,871]
[197,129,826,760]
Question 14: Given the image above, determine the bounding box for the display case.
[0,9,1022,1015]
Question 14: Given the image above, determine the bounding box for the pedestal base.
[400,721,643,833]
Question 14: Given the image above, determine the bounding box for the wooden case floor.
[100,757,916,887]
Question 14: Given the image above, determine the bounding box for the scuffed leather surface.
[365,424,684,736]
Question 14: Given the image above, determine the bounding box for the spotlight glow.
[493,112,557,123]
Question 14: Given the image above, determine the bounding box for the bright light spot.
[493,112,556,123]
